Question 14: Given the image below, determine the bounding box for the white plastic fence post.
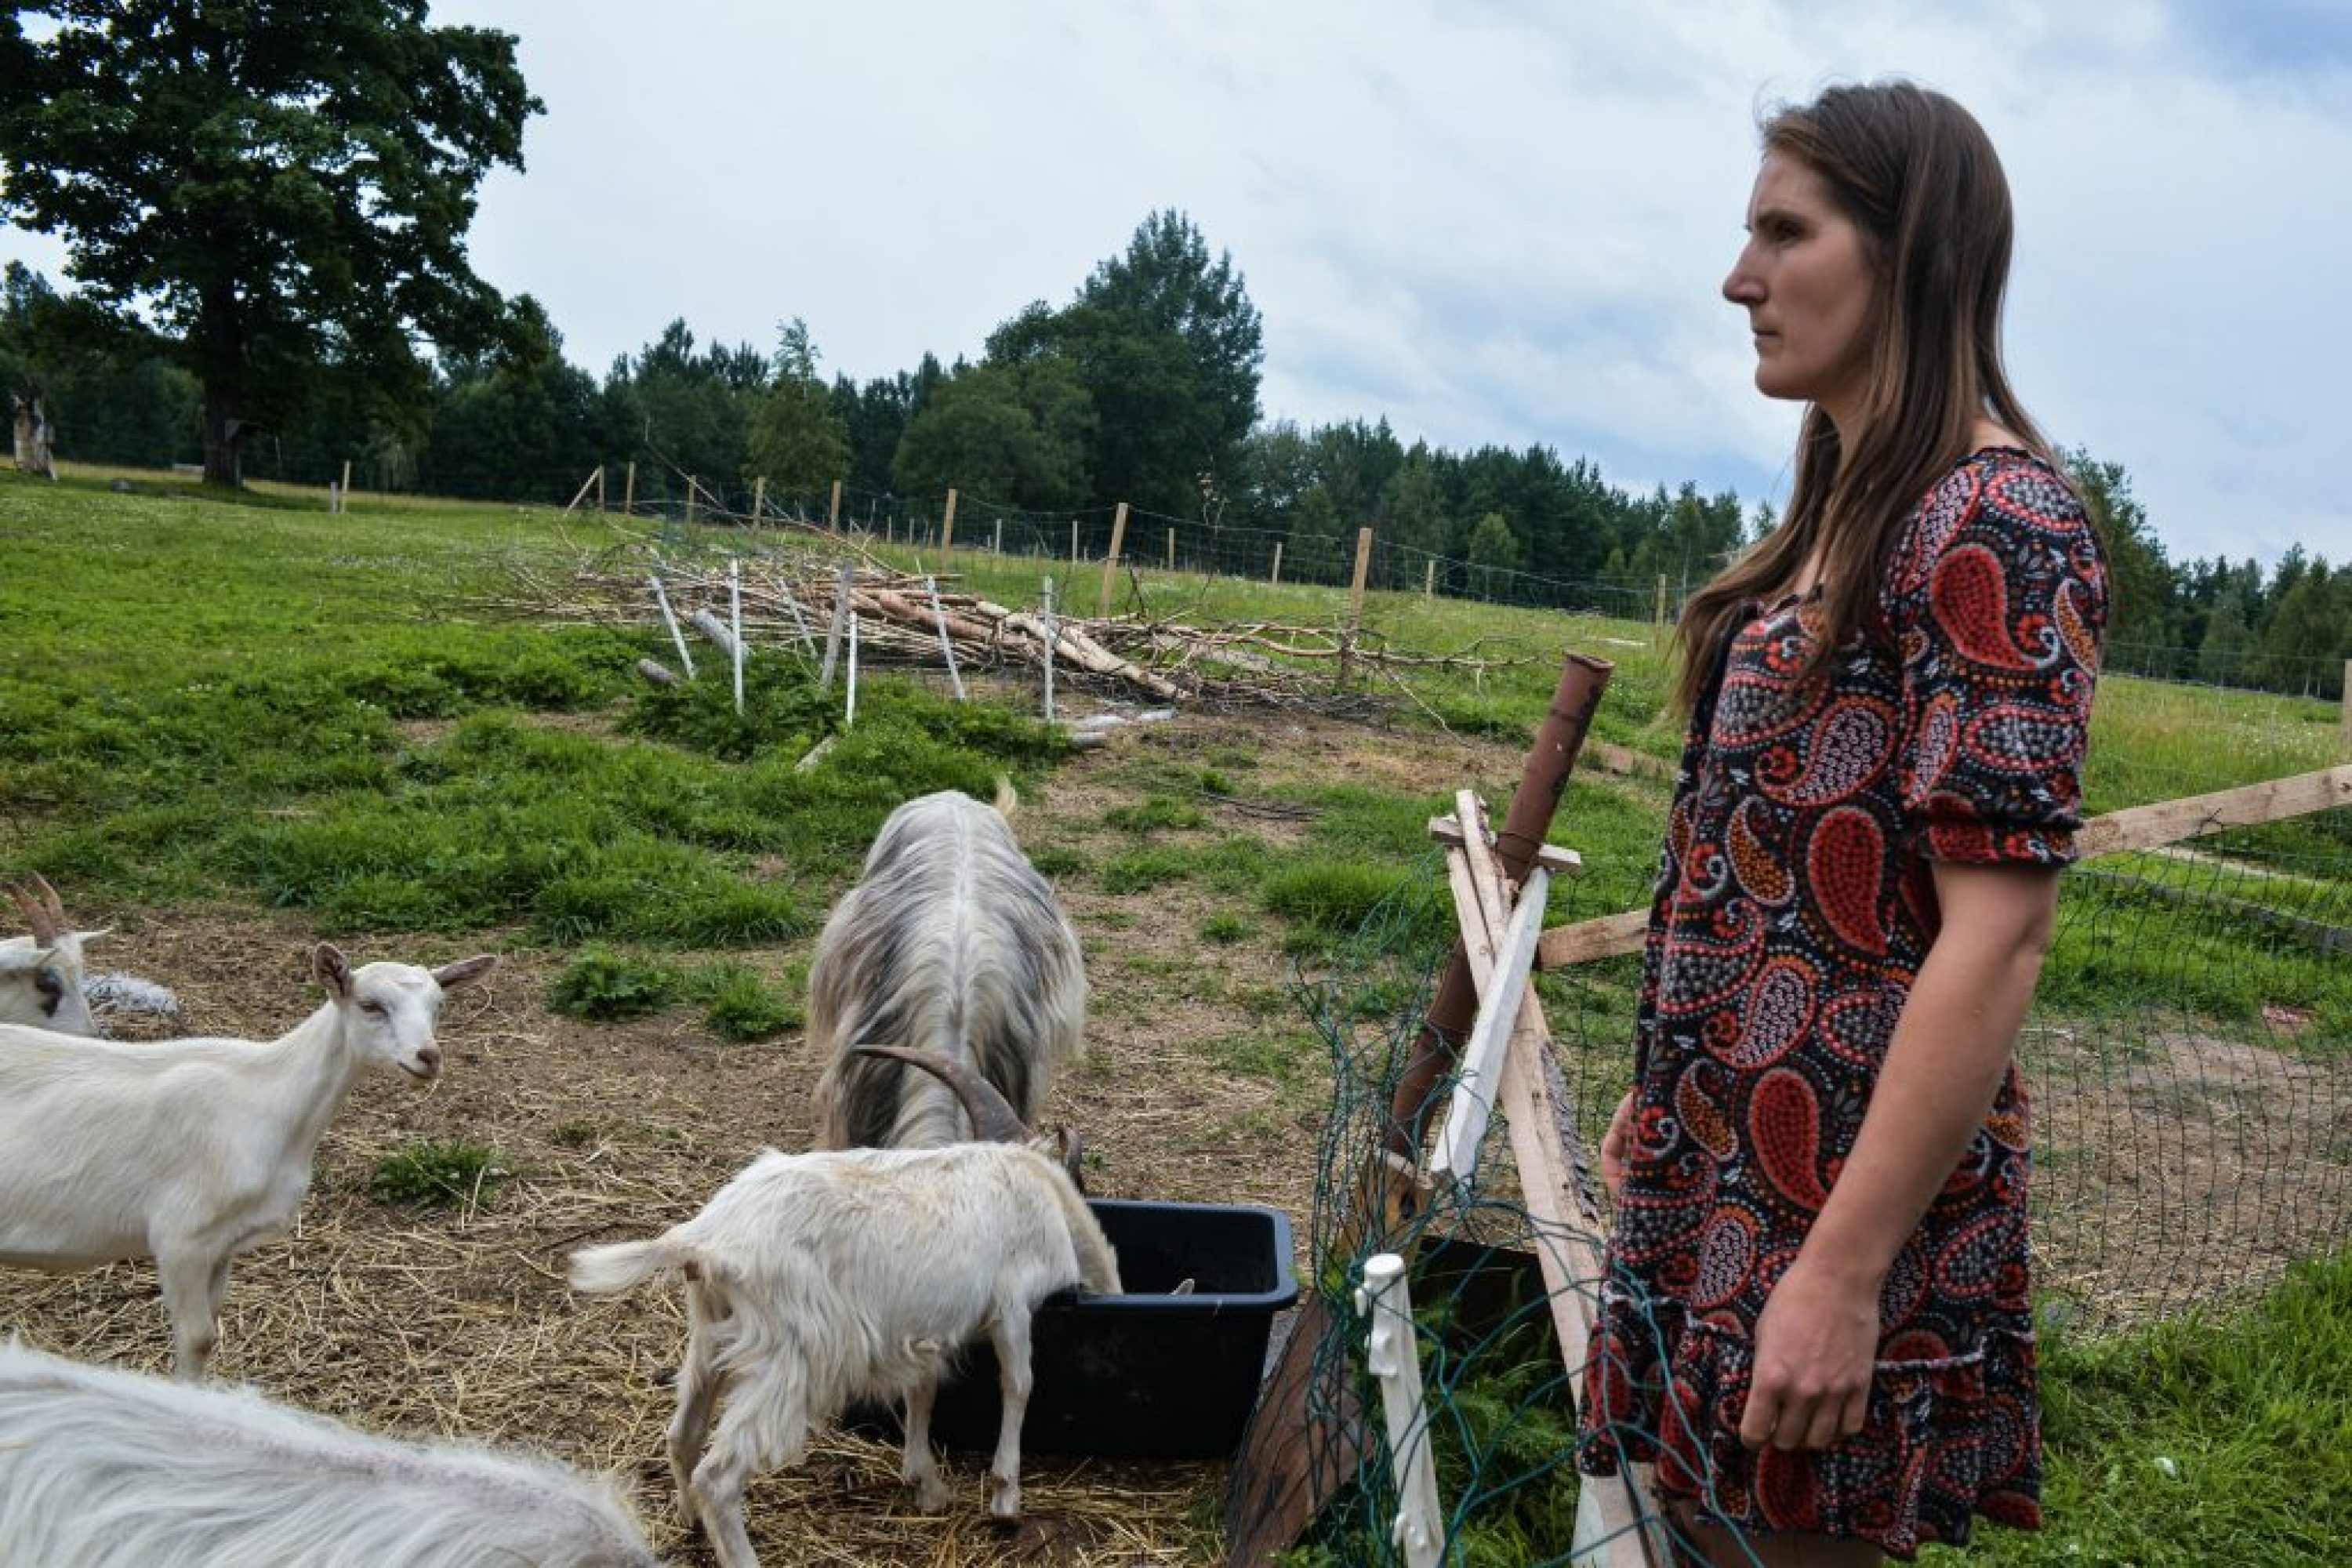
[1041,576,1058,724]
[728,557,745,715]
[926,575,967,701]
[1358,1253,1445,1568]
[648,575,696,681]
[819,562,854,691]
[1430,864,1552,1191]
[844,604,859,729]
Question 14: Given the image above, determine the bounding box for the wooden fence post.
[564,466,604,516]
[1069,518,1080,564]
[941,488,958,563]
[1653,574,1668,637]
[339,458,352,510]
[1339,527,1375,688]
[597,464,607,513]
[684,477,698,528]
[993,517,1003,555]
[1166,527,1176,572]
[1270,540,1283,586]
[1097,501,1130,618]
[1425,559,1436,597]
[623,461,637,515]
[2343,662,2351,753]
[828,478,843,531]
[751,476,766,524]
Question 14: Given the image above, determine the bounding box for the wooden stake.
[1653,574,1668,637]
[993,517,1003,554]
[1070,518,1080,564]
[1425,558,1436,597]
[597,464,606,513]
[1269,540,1283,586]
[648,575,696,681]
[751,475,766,524]
[1167,528,1176,572]
[685,477,698,528]
[339,458,352,508]
[925,575,967,701]
[941,488,958,562]
[1098,501,1130,618]
[623,461,637,515]
[564,466,604,516]
[1338,528,1374,688]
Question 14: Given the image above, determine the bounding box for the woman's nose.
[1723,247,1763,306]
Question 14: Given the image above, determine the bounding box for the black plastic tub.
[861,1196,1300,1461]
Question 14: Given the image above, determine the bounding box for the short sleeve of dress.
[1891,452,2107,866]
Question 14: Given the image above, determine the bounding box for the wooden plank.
[1428,814,1582,873]
[1536,907,1649,969]
[1446,836,1658,1567]
[1537,762,2352,972]
[1431,866,1550,1190]
[2073,763,2352,857]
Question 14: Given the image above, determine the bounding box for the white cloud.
[5,0,2346,566]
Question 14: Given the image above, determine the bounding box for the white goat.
[571,1049,1120,1568]
[0,942,496,1378]
[0,875,104,1035]
[0,1338,660,1567]
[810,786,1087,1151]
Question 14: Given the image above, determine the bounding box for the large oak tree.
[0,2,539,485]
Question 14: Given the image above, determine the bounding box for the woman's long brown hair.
[1674,81,2053,713]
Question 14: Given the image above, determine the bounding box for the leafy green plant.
[687,962,800,1041]
[366,1140,505,1208]
[548,948,678,1020]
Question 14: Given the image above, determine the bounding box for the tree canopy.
[0,0,540,483]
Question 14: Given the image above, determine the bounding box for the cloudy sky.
[6,1,2347,568]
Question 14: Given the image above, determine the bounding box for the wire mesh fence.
[1247,799,2352,1565]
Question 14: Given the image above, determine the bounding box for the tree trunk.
[201,379,245,488]
[198,284,247,488]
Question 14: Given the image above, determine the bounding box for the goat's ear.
[433,954,498,993]
[313,942,353,1000]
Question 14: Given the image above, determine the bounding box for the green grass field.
[2,466,2345,1566]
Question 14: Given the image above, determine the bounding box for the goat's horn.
[32,873,67,932]
[851,1045,1029,1144]
[5,879,59,944]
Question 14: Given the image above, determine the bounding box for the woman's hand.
[1600,1089,1636,1201]
[1740,1256,1879,1450]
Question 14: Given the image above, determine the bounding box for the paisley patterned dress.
[1577,448,2107,1558]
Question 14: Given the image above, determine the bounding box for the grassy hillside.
[2,467,2345,1566]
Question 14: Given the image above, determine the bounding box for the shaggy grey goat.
[810,785,1087,1151]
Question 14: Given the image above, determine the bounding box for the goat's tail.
[568,1235,695,1296]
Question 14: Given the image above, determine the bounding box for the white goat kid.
[0,874,104,1034]
[0,942,495,1378]
[810,786,1086,1151]
[0,1339,660,1567]
[571,1050,1120,1568]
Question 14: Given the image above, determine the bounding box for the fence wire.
[1246,809,2352,1564]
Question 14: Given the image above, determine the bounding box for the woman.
[1578,82,2107,1565]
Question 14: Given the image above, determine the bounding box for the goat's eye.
[34,967,64,1009]
[361,1000,388,1018]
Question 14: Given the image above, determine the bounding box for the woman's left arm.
[1739,859,2060,1452]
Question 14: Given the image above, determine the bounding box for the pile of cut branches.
[480,536,1540,716]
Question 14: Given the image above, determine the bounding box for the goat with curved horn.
[4,873,67,945]
[853,1044,1089,1191]
[851,1044,1029,1143]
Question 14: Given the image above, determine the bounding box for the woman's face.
[1722,151,1877,432]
